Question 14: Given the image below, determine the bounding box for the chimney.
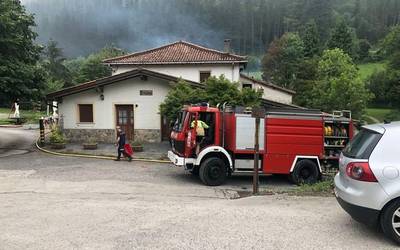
[224,39,231,53]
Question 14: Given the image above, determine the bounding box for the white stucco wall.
[240,76,293,104]
[112,64,241,82]
[58,77,170,130]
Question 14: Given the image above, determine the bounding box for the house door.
[161,115,171,141]
[116,105,134,141]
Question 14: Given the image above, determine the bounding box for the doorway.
[161,115,171,141]
[116,105,134,141]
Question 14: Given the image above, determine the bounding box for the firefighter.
[191,119,209,155]
[115,126,132,162]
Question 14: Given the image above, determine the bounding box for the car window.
[343,129,383,159]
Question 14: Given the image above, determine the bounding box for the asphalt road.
[0,128,398,249]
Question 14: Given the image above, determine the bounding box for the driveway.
[0,128,397,249]
[0,127,36,158]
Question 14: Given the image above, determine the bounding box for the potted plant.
[49,127,66,149]
[131,140,144,152]
[82,137,98,150]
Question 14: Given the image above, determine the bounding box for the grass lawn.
[357,62,386,80]
[365,108,395,122]
[0,107,45,124]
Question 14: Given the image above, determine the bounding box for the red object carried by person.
[124,144,133,157]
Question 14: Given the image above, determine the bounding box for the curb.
[35,136,170,164]
[0,125,23,128]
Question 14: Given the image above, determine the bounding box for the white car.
[335,122,400,244]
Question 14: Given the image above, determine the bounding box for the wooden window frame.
[140,90,153,96]
[242,83,253,89]
[199,71,211,83]
[77,104,94,123]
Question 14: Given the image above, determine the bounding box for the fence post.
[39,118,45,146]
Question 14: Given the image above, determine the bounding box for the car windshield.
[173,111,187,132]
[343,128,383,159]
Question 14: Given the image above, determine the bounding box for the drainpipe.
[231,62,235,82]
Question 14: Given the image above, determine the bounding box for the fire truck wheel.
[290,159,320,185]
[190,166,199,176]
[199,157,227,186]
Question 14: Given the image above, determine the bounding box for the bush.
[385,110,400,122]
[49,126,65,144]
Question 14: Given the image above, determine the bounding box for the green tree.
[72,45,126,83]
[380,26,400,58]
[159,80,203,121]
[292,57,319,107]
[42,39,71,88]
[301,20,320,58]
[311,49,372,118]
[262,32,305,89]
[160,76,262,121]
[203,76,241,106]
[204,75,262,107]
[357,39,371,62]
[367,70,391,107]
[0,0,44,106]
[378,26,400,110]
[327,20,357,58]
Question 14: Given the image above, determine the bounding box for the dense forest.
[23,0,400,57]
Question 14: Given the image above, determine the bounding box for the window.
[78,104,93,123]
[200,71,211,83]
[242,83,252,89]
[343,129,382,159]
[140,90,153,96]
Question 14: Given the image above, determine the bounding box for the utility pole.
[252,107,265,195]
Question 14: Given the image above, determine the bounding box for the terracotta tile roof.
[240,74,296,95]
[103,41,247,65]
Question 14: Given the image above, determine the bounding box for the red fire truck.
[168,104,354,186]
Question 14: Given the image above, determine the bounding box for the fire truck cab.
[168,104,353,186]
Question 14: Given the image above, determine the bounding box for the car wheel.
[290,159,320,185]
[381,199,400,245]
[199,157,227,186]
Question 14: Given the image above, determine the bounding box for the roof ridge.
[103,40,246,63]
[103,41,182,63]
[178,40,246,59]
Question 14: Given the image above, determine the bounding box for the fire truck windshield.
[173,111,187,132]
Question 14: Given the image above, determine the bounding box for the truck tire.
[380,199,400,245]
[199,157,227,186]
[290,159,320,185]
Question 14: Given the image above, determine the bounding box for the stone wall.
[62,129,161,143]
[62,129,116,143]
[134,129,161,143]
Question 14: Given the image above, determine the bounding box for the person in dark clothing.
[115,126,132,161]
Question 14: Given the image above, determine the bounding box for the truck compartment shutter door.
[235,115,265,150]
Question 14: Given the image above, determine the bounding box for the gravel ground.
[0,128,398,249]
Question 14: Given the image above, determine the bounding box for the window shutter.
[79,104,93,123]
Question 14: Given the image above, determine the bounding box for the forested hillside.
[23,0,400,57]
[1,0,400,120]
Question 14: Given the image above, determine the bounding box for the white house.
[47,40,296,143]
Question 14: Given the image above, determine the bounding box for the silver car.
[335,122,400,244]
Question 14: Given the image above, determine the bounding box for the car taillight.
[345,162,377,182]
